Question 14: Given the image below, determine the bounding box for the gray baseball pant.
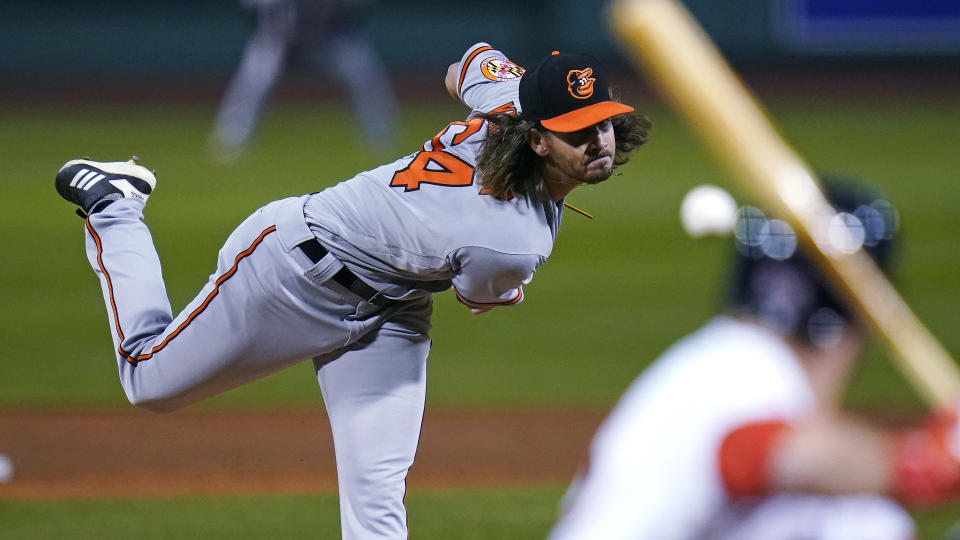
[82,195,431,539]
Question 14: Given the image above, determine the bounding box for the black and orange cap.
[519,50,634,133]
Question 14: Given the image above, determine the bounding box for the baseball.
[680,184,737,238]
[0,453,13,483]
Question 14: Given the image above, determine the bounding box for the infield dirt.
[0,409,604,498]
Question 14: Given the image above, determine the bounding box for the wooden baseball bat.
[609,0,959,407]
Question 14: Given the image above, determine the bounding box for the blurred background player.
[210,0,397,161]
[549,176,960,539]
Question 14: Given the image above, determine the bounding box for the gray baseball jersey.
[304,42,563,307]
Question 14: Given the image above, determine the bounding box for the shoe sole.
[58,158,157,192]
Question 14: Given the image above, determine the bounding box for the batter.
[549,179,960,539]
[54,42,651,539]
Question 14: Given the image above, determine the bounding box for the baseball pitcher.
[55,42,650,539]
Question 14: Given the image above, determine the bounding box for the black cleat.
[55,157,157,217]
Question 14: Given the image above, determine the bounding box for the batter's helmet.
[725,174,899,348]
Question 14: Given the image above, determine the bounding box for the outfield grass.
[1,487,958,539]
[0,486,564,540]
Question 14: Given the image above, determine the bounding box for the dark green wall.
[3,0,955,80]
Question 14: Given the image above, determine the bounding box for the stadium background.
[2,0,959,537]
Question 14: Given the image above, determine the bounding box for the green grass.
[1,93,959,411]
[0,486,565,540]
[1,488,958,539]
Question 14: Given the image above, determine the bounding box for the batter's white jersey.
[549,316,914,540]
[304,42,562,308]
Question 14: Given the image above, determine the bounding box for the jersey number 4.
[390,117,483,192]
[390,102,517,192]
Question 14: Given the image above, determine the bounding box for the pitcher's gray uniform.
[64,43,556,539]
[304,42,558,308]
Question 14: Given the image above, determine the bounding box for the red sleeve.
[891,410,960,506]
[718,420,790,497]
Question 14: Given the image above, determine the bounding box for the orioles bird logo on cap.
[567,68,596,99]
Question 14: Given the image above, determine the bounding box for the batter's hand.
[892,404,960,505]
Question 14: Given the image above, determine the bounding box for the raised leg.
[83,197,357,412]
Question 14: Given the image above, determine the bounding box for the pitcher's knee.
[121,381,188,413]
[117,362,197,413]
[125,391,184,413]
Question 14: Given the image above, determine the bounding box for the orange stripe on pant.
[86,218,125,343]
[87,220,278,365]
